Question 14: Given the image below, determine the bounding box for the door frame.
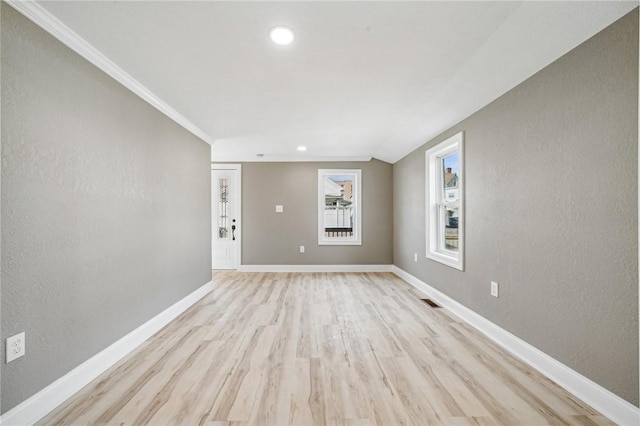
[211,163,242,269]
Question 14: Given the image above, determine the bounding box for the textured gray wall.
[0,1,3,411]
[394,10,639,405]
[242,160,392,265]
[1,5,212,413]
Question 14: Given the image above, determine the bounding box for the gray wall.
[0,0,4,410]
[242,160,392,265]
[394,10,639,405]
[1,4,212,413]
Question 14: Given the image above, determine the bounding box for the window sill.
[426,251,463,271]
[318,240,362,246]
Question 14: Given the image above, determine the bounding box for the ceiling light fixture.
[297,146,307,152]
[270,26,294,45]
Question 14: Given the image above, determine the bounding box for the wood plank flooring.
[40,271,613,425]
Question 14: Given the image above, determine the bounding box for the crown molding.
[211,154,374,163]
[5,0,214,146]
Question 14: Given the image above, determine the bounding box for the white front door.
[212,165,241,269]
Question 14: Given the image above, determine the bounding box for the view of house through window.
[442,152,459,251]
[324,175,354,237]
[426,132,464,270]
[318,169,362,245]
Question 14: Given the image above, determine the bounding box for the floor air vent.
[421,298,441,308]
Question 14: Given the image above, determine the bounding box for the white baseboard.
[392,266,640,426]
[0,280,214,426]
[237,264,393,272]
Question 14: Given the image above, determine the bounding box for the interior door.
[212,165,241,269]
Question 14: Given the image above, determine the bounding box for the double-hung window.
[426,132,464,270]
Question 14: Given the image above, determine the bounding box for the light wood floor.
[41,271,612,425]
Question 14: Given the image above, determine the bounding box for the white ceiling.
[35,1,637,164]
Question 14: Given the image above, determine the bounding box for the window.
[426,132,464,270]
[318,169,362,245]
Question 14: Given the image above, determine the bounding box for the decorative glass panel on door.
[218,178,229,240]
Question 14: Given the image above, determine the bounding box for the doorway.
[211,164,241,269]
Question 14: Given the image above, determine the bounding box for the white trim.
[0,281,213,426]
[5,0,213,146]
[211,154,373,163]
[238,264,393,273]
[212,164,242,270]
[392,266,640,426]
[233,165,241,268]
[210,163,242,170]
[425,132,464,271]
[317,169,362,246]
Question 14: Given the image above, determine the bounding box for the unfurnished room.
[1,1,639,425]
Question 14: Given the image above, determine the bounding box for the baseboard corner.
[237,264,393,273]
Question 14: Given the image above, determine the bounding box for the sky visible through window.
[329,176,353,183]
[443,152,459,174]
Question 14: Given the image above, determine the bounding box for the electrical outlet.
[414,253,418,262]
[300,245,305,253]
[6,332,25,363]
[275,205,284,213]
[491,281,499,298]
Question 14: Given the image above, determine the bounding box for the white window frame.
[318,169,362,245]
[426,132,464,270]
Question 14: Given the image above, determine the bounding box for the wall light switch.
[414,253,418,262]
[275,205,284,213]
[300,246,305,253]
[491,281,499,298]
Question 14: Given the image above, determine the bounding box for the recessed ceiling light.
[270,26,294,45]
[297,146,307,152]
